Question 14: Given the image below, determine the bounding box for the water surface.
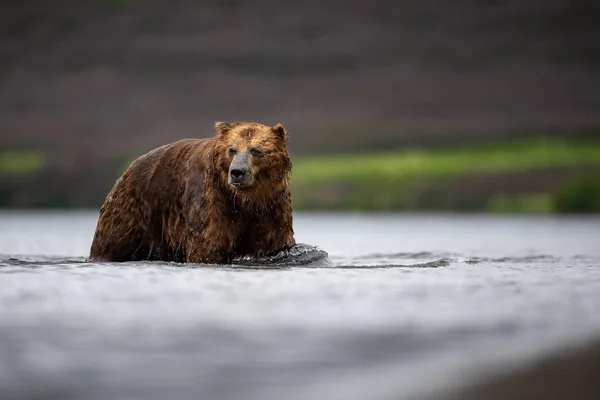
[1,211,599,400]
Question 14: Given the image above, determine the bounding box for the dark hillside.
[1,0,599,158]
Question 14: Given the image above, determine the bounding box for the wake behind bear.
[89,121,296,264]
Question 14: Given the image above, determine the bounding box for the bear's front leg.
[185,232,232,264]
[236,212,295,259]
[186,249,232,264]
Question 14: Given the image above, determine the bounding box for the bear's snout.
[228,152,253,188]
[230,168,246,180]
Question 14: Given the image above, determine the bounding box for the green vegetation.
[554,176,600,213]
[486,194,555,214]
[292,140,600,185]
[2,139,599,213]
[291,139,600,213]
[0,151,46,174]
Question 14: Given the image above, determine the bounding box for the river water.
[1,211,599,400]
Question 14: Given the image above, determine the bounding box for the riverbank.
[291,139,600,213]
[1,138,599,212]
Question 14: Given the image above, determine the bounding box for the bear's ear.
[215,121,233,136]
[272,123,287,140]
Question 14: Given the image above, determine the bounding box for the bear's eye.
[250,148,264,157]
[228,148,237,156]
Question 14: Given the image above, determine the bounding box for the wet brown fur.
[88,121,295,264]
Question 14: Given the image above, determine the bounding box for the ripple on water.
[0,256,451,271]
[1,243,457,270]
[1,245,574,271]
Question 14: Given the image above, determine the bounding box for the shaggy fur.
[88,121,295,264]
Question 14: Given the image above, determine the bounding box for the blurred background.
[1,0,599,213]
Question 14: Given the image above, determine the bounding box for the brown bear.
[88,121,295,264]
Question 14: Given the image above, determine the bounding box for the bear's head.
[213,121,292,201]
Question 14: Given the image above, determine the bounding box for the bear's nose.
[230,168,246,179]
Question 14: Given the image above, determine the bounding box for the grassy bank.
[290,139,600,213]
[1,139,599,212]
[0,151,46,174]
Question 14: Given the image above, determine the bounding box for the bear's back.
[124,138,211,200]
